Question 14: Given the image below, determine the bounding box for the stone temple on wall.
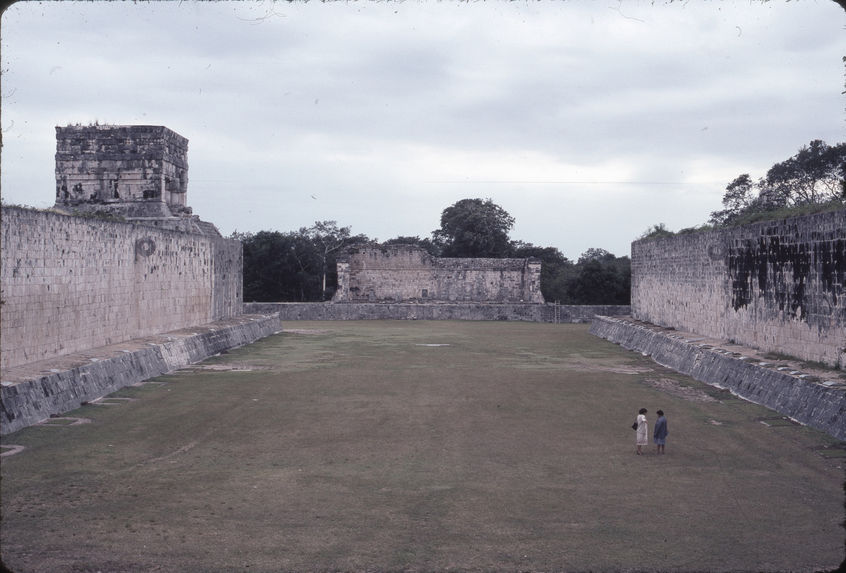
[53,124,220,236]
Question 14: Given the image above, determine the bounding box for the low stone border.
[590,315,846,441]
[36,417,92,426]
[245,302,630,323]
[1,314,283,436]
[1,444,26,457]
[88,397,137,406]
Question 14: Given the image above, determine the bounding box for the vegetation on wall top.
[639,139,845,241]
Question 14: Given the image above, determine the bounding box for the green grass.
[1,321,844,572]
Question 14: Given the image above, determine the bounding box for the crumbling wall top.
[51,123,222,235]
[334,244,544,303]
[55,124,190,214]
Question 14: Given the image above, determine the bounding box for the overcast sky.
[2,1,844,259]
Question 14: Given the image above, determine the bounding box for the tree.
[638,223,675,240]
[567,260,630,305]
[382,235,441,257]
[708,174,760,225]
[577,248,615,265]
[610,256,631,304]
[236,223,370,302]
[709,140,845,227]
[432,198,515,257]
[565,249,631,305]
[567,260,615,304]
[237,230,322,302]
[302,221,368,300]
[510,241,573,303]
[762,140,846,206]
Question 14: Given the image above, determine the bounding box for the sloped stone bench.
[590,315,846,441]
[1,314,283,435]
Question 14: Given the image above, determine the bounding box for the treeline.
[642,139,845,240]
[235,198,630,305]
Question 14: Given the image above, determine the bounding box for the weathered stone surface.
[0,206,243,369]
[590,316,846,441]
[246,302,630,323]
[55,125,188,211]
[53,124,220,236]
[1,123,258,433]
[333,244,544,303]
[632,209,846,368]
[0,314,283,435]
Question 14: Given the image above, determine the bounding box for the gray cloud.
[1,0,843,259]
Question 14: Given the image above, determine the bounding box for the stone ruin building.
[0,123,274,434]
[53,124,220,236]
[332,244,544,304]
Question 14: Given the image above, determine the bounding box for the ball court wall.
[632,209,845,368]
[1,206,242,370]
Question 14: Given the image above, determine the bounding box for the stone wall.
[591,316,846,441]
[333,244,544,303]
[212,236,243,320]
[52,125,221,236]
[0,206,243,370]
[632,209,846,368]
[0,314,282,435]
[55,124,189,213]
[245,302,630,323]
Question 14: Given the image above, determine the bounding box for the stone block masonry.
[333,244,544,304]
[591,316,846,441]
[632,209,845,368]
[52,124,221,236]
[55,124,189,213]
[0,314,283,435]
[1,206,243,370]
[245,302,630,323]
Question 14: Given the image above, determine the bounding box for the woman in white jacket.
[635,408,648,455]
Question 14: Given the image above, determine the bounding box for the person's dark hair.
[639,408,647,414]
[657,410,664,416]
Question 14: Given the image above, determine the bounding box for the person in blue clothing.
[653,410,668,454]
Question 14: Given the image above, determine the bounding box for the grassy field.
[1,321,844,572]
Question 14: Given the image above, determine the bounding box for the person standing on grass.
[635,408,648,455]
[654,410,668,455]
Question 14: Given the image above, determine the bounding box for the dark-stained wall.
[632,209,845,368]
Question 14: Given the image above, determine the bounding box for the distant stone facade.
[332,244,544,304]
[631,209,846,368]
[54,124,218,236]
